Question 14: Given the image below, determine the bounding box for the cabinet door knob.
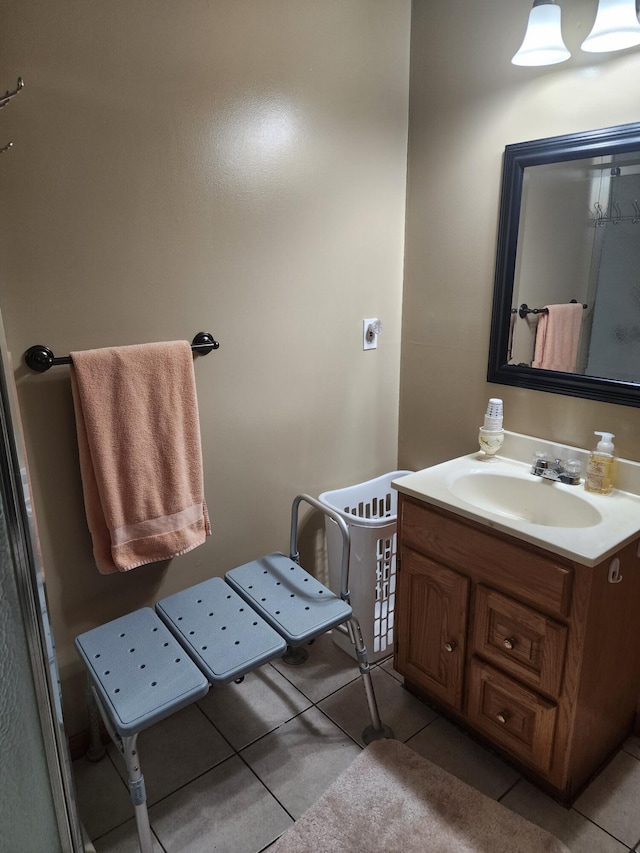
[496,712,509,725]
[503,637,516,651]
[444,641,456,653]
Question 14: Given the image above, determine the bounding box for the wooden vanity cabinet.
[394,494,640,802]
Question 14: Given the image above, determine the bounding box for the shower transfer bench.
[75,495,393,853]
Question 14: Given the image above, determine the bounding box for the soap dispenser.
[584,431,615,495]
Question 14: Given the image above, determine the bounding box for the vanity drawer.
[467,658,558,774]
[472,586,567,698]
[400,498,573,617]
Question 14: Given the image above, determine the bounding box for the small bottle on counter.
[584,431,615,495]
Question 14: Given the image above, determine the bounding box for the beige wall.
[401,0,640,472]
[0,0,410,733]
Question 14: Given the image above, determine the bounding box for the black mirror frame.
[487,121,640,409]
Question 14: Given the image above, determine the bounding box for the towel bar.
[518,301,587,319]
[24,331,219,373]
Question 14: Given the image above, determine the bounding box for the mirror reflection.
[487,121,640,408]
[509,154,640,382]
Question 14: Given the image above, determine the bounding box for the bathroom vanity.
[392,433,640,803]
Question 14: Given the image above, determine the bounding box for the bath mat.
[269,739,570,853]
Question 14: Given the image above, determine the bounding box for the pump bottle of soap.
[584,431,615,495]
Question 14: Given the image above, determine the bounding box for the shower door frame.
[0,316,84,852]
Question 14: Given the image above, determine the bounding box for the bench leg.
[281,644,309,665]
[344,618,394,744]
[87,684,154,853]
[85,675,106,761]
[121,733,154,853]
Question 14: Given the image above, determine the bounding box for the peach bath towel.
[70,341,210,574]
[532,303,583,372]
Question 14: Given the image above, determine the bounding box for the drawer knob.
[496,712,509,725]
[503,637,516,651]
[444,641,456,653]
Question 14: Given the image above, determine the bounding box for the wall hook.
[593,202,606,227]
[612,201,622,225]
[608,557,623,584]
[1,77,24,154]
[0,77,24,109]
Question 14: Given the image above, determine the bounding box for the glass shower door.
[0,491,66,851]
[0,311,83,852]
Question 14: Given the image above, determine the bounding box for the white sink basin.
[393,438,640,566]
[448,471,602,528]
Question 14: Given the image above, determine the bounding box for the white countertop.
[393,432,640,567]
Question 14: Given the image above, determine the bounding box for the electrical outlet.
[363,318,382,350]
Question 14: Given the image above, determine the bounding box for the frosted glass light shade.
[512,0,571,66]
[581,0,640,52]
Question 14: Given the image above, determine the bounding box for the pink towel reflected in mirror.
[532,303,584,373]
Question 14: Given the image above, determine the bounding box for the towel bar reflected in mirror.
[518,301,587,319]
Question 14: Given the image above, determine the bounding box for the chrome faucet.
[531,453,582,486]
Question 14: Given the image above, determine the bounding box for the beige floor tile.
[379,655,403,682]
[623,734,640,761]
[149,754,292,853]
[108,703,233,805]
[270,632,361,703]
[81,822,97,853]
[406,716,520,800]
[76,621,640,853]
[93,819,164,852]
[73,753,134,841]
[240,706,361,819]
[574,750,640,847]
[318,665,437,746]
[502,779,630,853]
[198,663,312,749]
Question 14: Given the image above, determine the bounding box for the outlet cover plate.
[363,318,378,350]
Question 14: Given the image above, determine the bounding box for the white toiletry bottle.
[584,431,615,495]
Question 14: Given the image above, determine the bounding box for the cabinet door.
[396,547,469,710]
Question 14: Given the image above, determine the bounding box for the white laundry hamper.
[319,471,412,662]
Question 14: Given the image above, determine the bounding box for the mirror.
[487,121,640,408]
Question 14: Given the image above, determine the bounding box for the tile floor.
[74,633,640,853]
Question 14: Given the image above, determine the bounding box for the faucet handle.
[562,459,583,485]
[531,451,551,475]
[531,452,581,484]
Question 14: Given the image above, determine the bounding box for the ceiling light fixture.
[511,0,571,66]
[581,0,640,53]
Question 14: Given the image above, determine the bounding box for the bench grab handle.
[290,494,351,599]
